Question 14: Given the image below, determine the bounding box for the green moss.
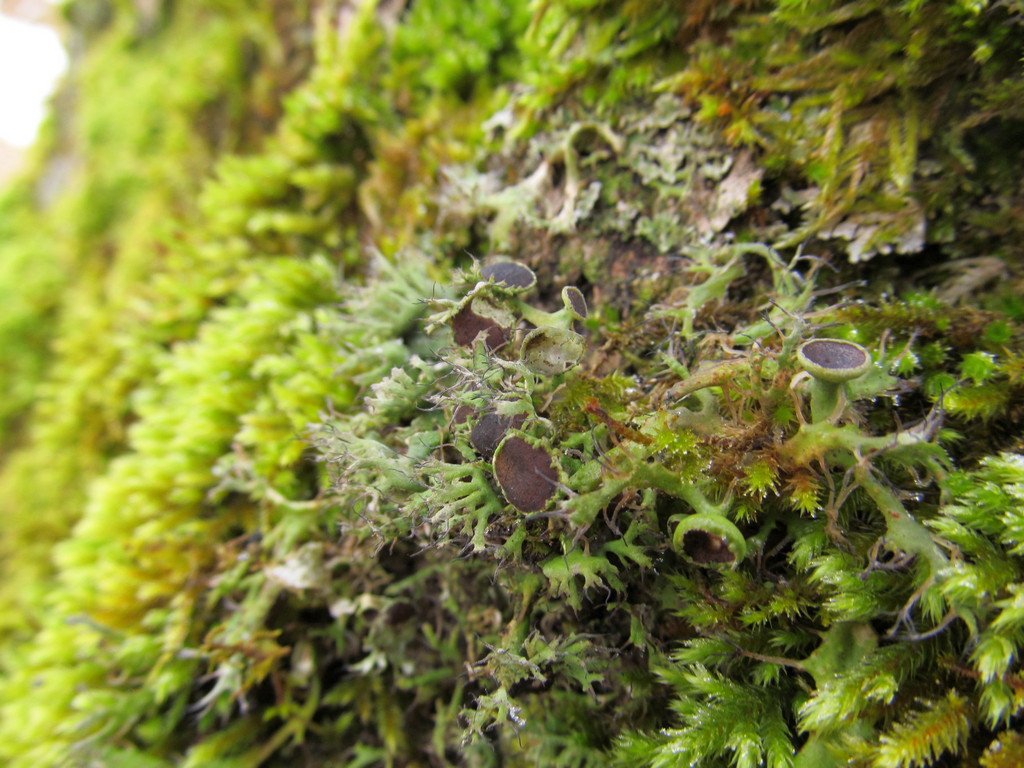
[2,0,1024,766]
[0,0,308,644]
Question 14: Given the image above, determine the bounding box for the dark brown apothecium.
[561,285,588,320]
[492,435,558,512]
[470,412,527,461]
[451,305,507,350]
[797,339,871,383]
[450,291,518,351]
[671,513,747,567]
[679,529,736,564]
[481,261,537,292]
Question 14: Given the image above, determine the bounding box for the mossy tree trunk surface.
[2,0,1024,766]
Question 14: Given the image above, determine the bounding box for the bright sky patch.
[0,12,68,148]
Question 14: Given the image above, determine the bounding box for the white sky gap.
[0,11,67,148]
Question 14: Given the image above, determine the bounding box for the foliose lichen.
[2,1,1024,767]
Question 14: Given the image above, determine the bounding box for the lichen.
[1,0,1024,766]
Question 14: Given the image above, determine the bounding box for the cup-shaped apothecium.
[671,513,747,566]
[481,261,537,293]
[470,410,527,461]
[561,286,588,321]
[492,435,559,512]
[797,338,872,383]
[796,338,872,422]
[520,326,586,376]
[450,294,516,350]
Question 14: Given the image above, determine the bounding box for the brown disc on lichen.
[671,513,747,566]
[680,529,736,564]
[562,285,588,320]
[451,404,475,424]
[451,304,508,350]
[471,412,526,460]
[797,339,871,383]
[481,261,537,291]
[492,436,558,512]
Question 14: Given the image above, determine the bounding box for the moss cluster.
[1,0,1024,766]
[0,0,313,644]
